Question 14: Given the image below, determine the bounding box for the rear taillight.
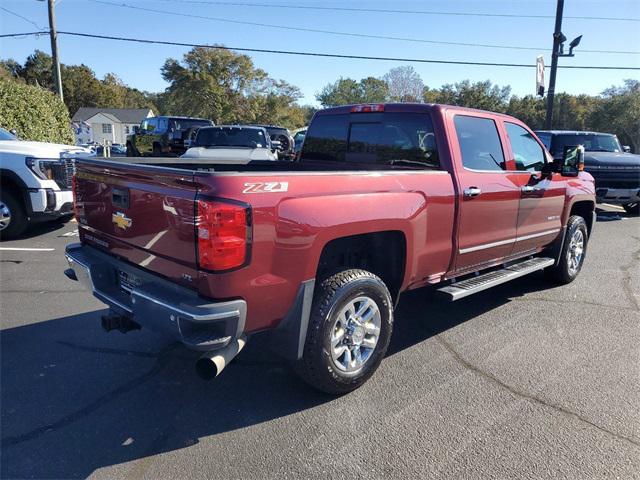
[197,199,250,271]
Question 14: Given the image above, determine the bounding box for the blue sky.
[1,0,639,106]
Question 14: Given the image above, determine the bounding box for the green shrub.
[0,78,74,144]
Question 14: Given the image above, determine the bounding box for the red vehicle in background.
[65,103,595,394]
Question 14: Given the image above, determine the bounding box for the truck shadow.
[0,272,554,479]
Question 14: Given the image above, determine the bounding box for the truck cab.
[65,103,595,394]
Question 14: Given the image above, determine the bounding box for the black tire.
[126,142,138,157]
[545,215,589,285]
[152,143,163,157]
[295,269,394,395]
[0,190,28,239]
[623,202,639,215]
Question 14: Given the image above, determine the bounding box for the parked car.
[247,124,295,160]
[181,125,277,161]
[126,116,214,157]
[0,127,93,238]
[65,103,595,394]
[535,130,640,214]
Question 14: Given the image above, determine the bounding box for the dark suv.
[247,124,295,160]
[535,130,640,214]
[127,116,214,157]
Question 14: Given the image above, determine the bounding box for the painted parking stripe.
[0,247,55,252]
[602,204,625,210]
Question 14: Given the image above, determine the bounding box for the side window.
[158,118,168,132]
[346,113,439,169]
[505,123,546,172]
[454,115,506,171]
[146,118,157,133]
[536,132,552,151]
[300,114,348,162]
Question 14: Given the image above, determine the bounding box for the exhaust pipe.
[195,334,247,380]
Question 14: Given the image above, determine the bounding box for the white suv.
[0,128,93,238]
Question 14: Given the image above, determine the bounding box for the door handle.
[521,185,541,193]
[463,187,482,198]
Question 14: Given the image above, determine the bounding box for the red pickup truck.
[65,103,595,394]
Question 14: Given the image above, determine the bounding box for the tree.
[20,50,53,90]
[161,47,267,124]
[248,78,305,129]
[0,78,73,144]
[315,76,389,107]
[61,64,104,115]
[383,66,424,102]
[589,79,640,152]
[424,80,511,112]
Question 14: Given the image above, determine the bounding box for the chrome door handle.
[463,187,482,198]
[521,185,541,193]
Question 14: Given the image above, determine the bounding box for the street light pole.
[46,0,63,102]
[545,0,564,129]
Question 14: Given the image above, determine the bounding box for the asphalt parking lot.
[1,206,639,479]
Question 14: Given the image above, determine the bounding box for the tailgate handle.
[112,188,130,209]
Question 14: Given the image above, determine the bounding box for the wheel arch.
[0,169,31,214]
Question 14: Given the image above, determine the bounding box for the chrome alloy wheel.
[330,296,381,373]
[567,229,584,276]
[0,201,11,232]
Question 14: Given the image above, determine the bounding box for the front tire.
[126,142,138,157]
[0,191,28,239]
[295,269,394,395]
[545,215,589,284]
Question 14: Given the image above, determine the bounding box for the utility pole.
[46,0,63,102]
[545,0,564,129]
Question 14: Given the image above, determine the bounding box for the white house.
[71,108,154,145]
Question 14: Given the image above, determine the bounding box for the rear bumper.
[595,187,640,205]
[64,243,246,351]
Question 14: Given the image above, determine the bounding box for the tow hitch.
[101,311,141,334]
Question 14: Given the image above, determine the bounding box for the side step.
[437,257,554,301]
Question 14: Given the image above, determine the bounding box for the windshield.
[170,119,213,130]
[195,127,268,148]
[0,128,17,141]
[551,134,621,154]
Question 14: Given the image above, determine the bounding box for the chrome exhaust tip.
[195,334,247,380]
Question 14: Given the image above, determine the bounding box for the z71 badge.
[243,181,289,194]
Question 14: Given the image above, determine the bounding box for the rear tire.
[0,191,28,239]
[294,269,393,395]
[623,202,639,215]
[545,215,588,285]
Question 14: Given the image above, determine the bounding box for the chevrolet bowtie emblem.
[112,212,132,229]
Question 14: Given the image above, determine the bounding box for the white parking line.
[0,247,55,252]
[602,203,625,211]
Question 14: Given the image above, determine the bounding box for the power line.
[88,0,640,55]
[3,31,636,71]
[0,6,45,30]
[156,0,640,23]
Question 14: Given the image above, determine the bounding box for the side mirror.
[132,126,139,134]
[9,129,18,138]
[623,145,631,153]
[560,145,585,177]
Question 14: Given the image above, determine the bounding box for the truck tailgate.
[74,159,199,288]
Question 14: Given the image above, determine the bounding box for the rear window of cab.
[301,112,440,170]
